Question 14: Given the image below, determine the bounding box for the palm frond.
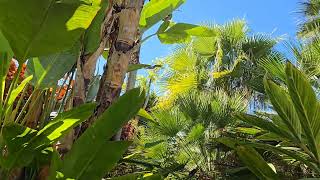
[220,19,248,47]
[298,17,320,38]
[151,107,191,137]
[258,52,287,82]
[242,34,278,61]
[298,0,320,38]
[299,0,320,17]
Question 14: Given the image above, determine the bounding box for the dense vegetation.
[1,0,320,179]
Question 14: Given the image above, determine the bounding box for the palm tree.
[135,89,247,178]
[128,20,280,178]
[156,20,278,108]
[298,0,320,39]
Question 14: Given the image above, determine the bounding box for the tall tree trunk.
[58,0,115,154]
[80,0,144,135]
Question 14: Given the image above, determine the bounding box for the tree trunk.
[58,0,115,154]
[73,0,114,107]
[79,0,144,135]
[119,44,140,140]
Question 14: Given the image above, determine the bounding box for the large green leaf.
[48,150,63,180]
[236,145,279,180]
[140,0,186,31]
[137,108,158,125]
[285,63,320,160]
[0,30,12,55]
[236,114,294,140]
[58,141,131,180]
[216,137,320,174]
[84,0,109,54]
[158,23,215,44]
[26,45,80,89]
[60,88,145,179]
[36,103,96,146]
[0,0,101,61]
[1,123,37,168]
[1,103,95,169]
[157,20,171,34]
[245,142,320,171]
[264,77,301,141]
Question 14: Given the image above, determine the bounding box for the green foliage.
[0,0,101,61]
[258,52,286,82]
[298,0,320,38]
[0,31,12,55]
[235,145,279,180]
[140,0,186,31]
[0,103,95,169]
[158,23,215,44]
[0,87,145,179]
[52,88,145,180]
[134,89,248,178]
[128,64,153,72]
[5,75,33,113]
[0,53,11,110]
[59,141,131,180]
[84,0,109,54]
[222,63,320,177]
[157,20,278,107]
[286,63,320,160]
[111,173,162,180]
[26,44,80,89]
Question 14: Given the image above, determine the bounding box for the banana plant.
[217,62,320,178]
[0,88,144,179]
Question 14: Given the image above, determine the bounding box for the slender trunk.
[126,71,137,91]
[80,0,144,135]
[119,45,140,140]
[143,78,152,109]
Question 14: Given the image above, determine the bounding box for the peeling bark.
[79,0,144,135]
[73,0,114,107]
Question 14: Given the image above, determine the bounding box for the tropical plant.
[298,0,320,39]
[127,89,247,179]
[156,20,278,108]
[0,79,144,180]
[217,62,320,179]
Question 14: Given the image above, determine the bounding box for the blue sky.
[140,0,301,65]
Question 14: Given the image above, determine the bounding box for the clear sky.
[140,0,301,65]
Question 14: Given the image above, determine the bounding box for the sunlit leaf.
[158,23,215,44]
[60,88,145,179]
[0,0,101,61]
[84,0,109,54]
[27,44,80,89]
[140,0,186,31]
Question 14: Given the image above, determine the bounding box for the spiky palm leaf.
[157,20,278,109]
[137,88,248,178]
[298,0,320,38]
